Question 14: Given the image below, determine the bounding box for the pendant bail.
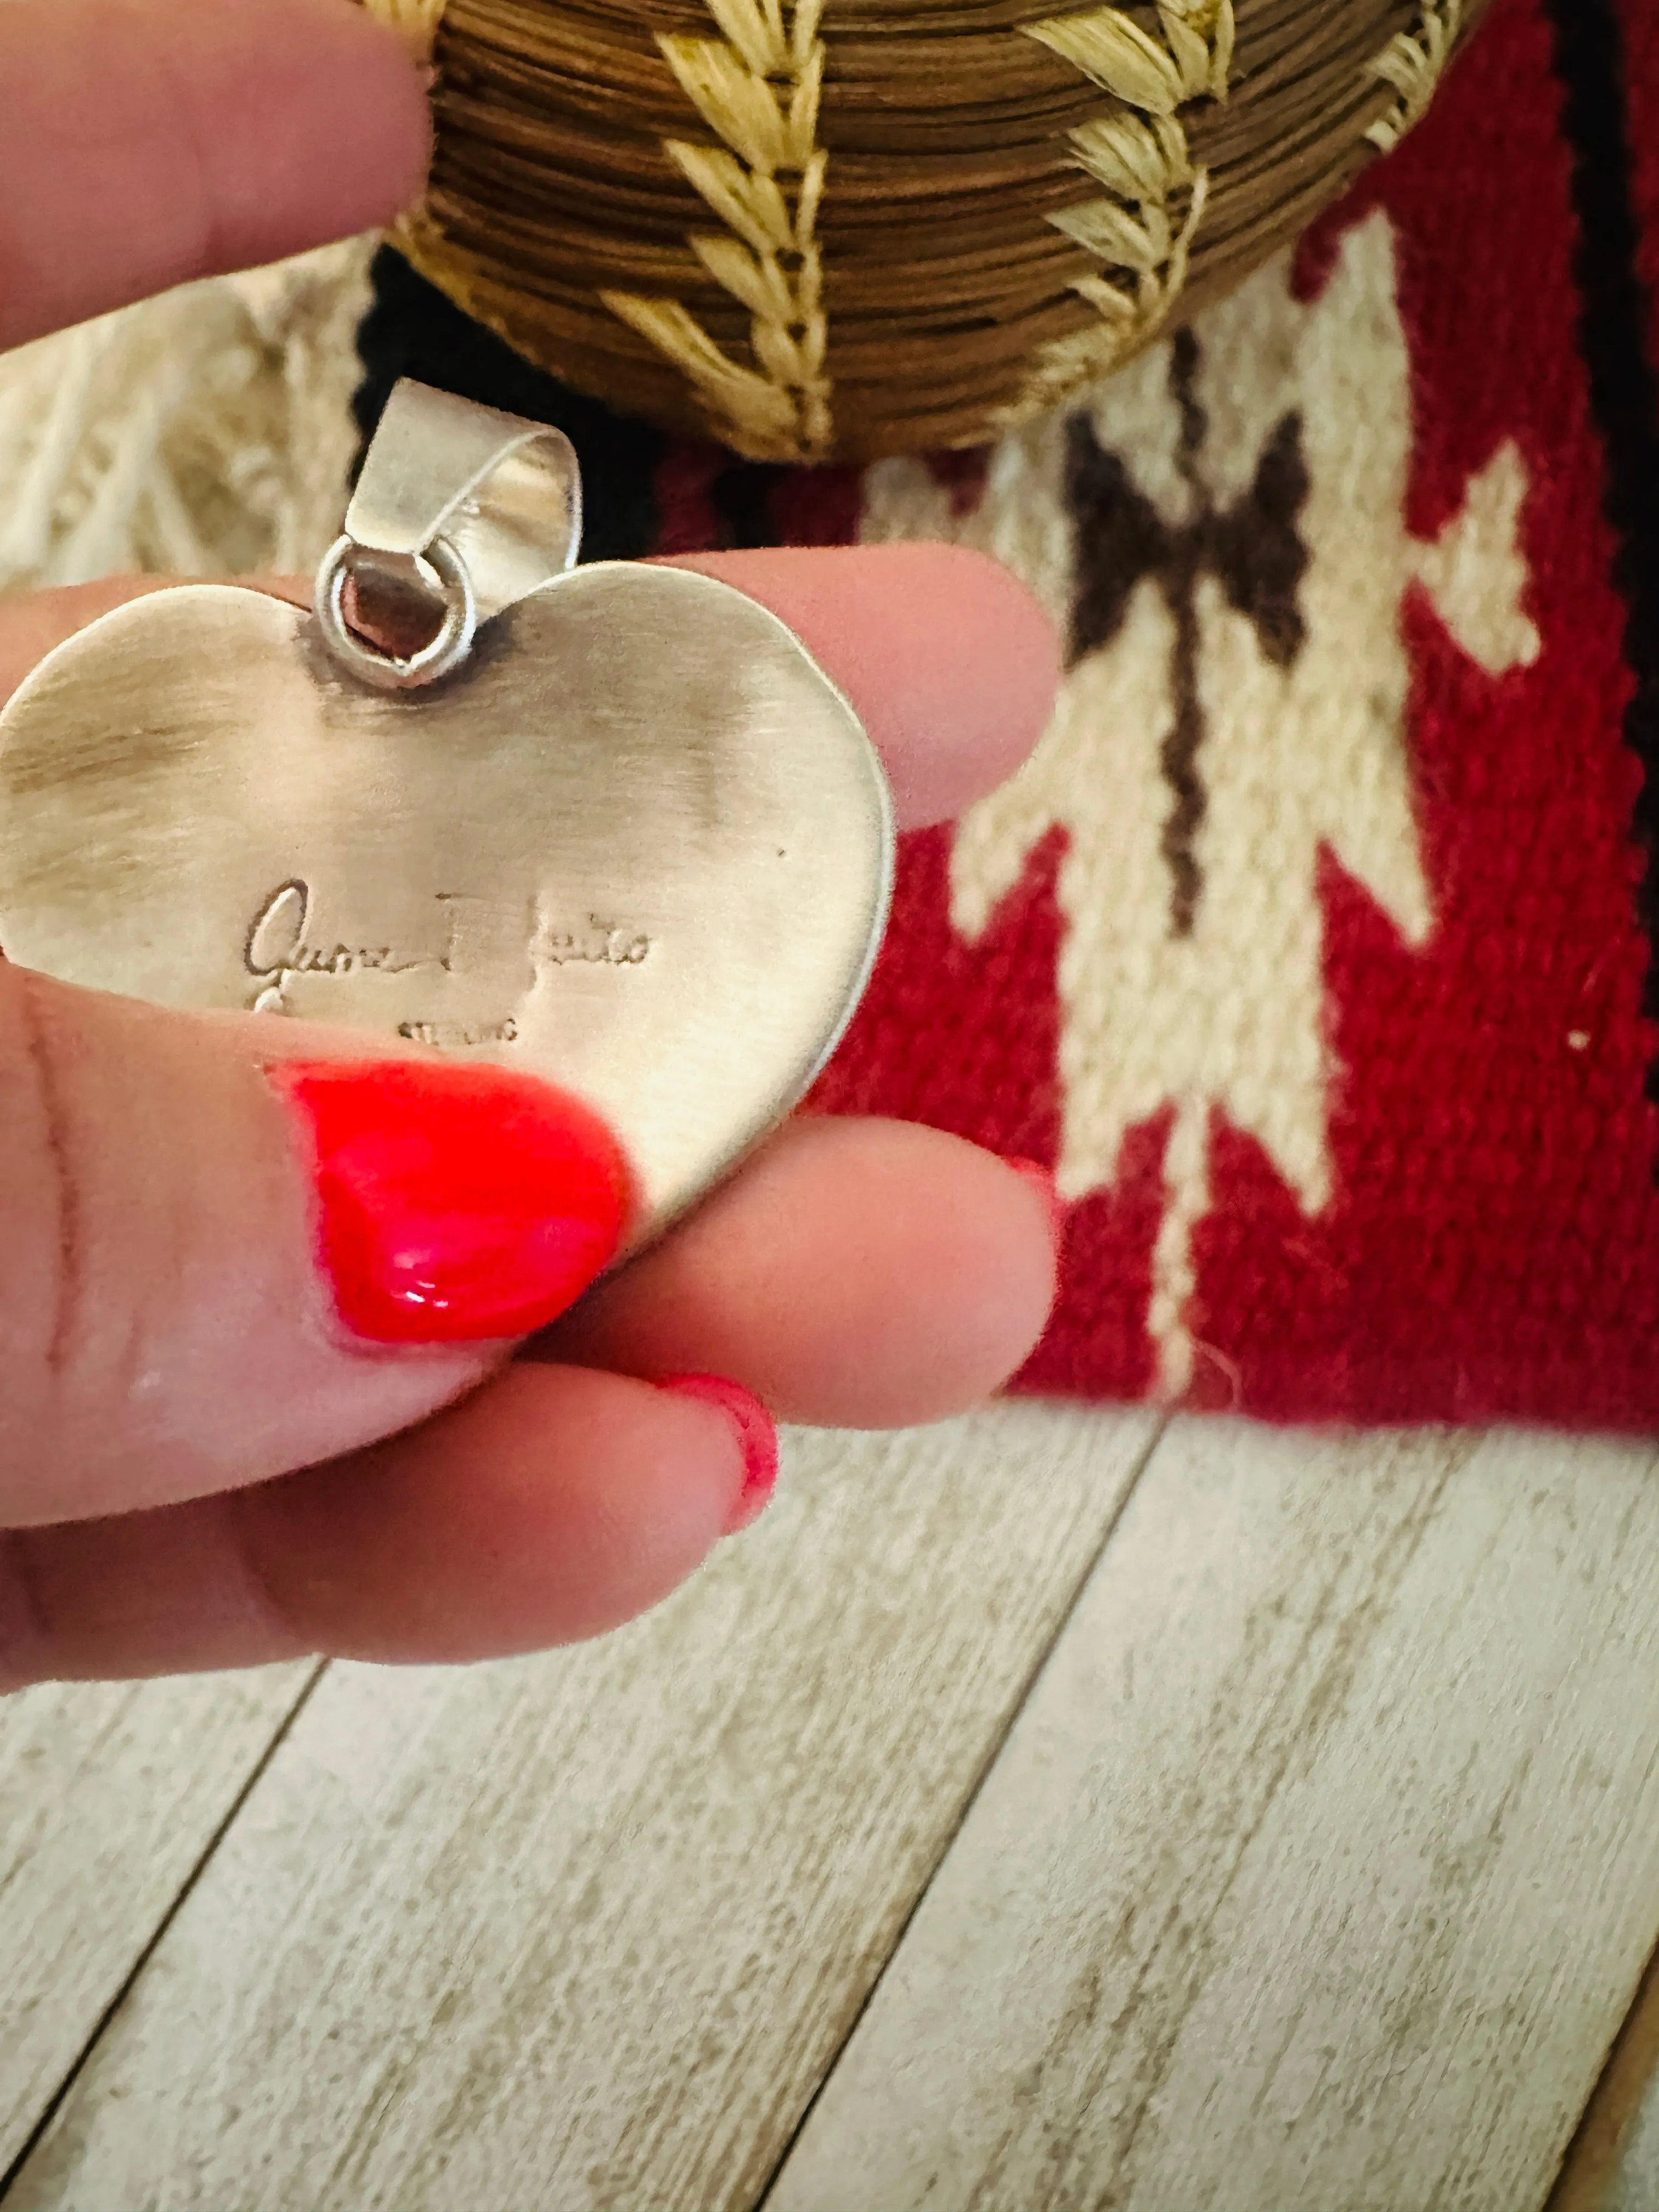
[313,381,584,689]
[342,379,583,620]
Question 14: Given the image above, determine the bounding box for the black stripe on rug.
[1545,0,1659,1091]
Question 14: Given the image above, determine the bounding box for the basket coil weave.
[366,0,1487,461]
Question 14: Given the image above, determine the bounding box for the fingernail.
[1005,1155,1066,1239]
[272,1059,632,1345]
[656,1374,779,1534]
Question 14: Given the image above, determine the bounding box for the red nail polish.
[1005,1155,1066,1238]
[272,1059,632,1345]
[656,1374,779,1533]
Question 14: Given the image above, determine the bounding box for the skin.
[0,0,1064,1689]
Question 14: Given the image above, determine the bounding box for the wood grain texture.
[768,1420,1659,2212]
[0,1666,312,2174]
[3,1407,1159,2212]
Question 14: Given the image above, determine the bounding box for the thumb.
[0,957,630,1528]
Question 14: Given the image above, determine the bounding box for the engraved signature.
[534,913,651,968]
[244,881,654,1026]
[244,879,444,1014]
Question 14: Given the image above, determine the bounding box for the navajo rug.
[358,0,1659,1427]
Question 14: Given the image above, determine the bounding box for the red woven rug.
[361,0,1659,1426]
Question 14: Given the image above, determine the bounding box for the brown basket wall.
[372,0,1489,461]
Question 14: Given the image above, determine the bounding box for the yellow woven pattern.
[1365,0,1465,152]
[602,0,832,462]
[360,0,447,59]
[1006,1,1234,423]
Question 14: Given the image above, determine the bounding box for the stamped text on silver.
[244,879,652,1019]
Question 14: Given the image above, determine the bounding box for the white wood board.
[0,1664,312,2174]
[769,1420,1659,2212]
[3,1406,1158,2211]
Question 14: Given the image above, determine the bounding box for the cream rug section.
[0,238,373,591]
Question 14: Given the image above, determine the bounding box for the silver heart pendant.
[0,383,894,1250]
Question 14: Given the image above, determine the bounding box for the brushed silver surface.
[0,566,894,1245]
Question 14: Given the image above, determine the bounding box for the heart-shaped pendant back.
[0,563,893,1245]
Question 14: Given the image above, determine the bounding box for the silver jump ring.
[314,533,478,692]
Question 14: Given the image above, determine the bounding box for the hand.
[0,0,1062,1690]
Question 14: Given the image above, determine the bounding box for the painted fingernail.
[1005,1156,1066,1239]
[272,1059,632,1345]
[656,1374,779,1534]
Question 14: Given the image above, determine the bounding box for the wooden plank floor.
[771,1422,1659,2212]
[0,1666,314,2177]
[5,1407,1659,2211]
[0,1408,1156,2209]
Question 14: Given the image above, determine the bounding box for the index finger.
[0,0,430,351]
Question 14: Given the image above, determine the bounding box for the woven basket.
[367,0,1488,462]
